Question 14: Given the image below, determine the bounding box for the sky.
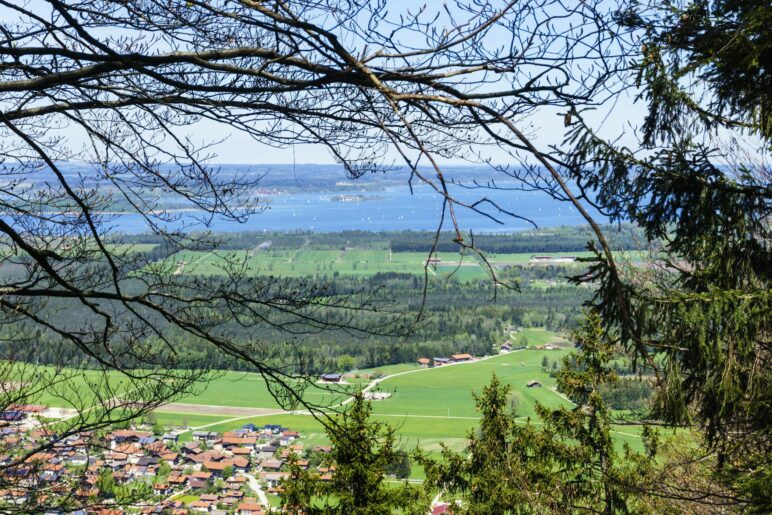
[7,0,647,166]
[202,100,645,165]
[195,1,647,165]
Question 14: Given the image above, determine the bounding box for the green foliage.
[420,313,660,513]
[420,373,545,512]
[563,2,772,508]
[13,274,587,376]
[95,468,116,498]
[281,394,427,514]
[119,226,648,255]
[619,0,772,141]
[385,450,412,480]
[598,377,653,413]
[157,461,172,478]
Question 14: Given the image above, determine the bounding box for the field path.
[285,236,310,263]
[157,403,285,417]
[244,472,271,510]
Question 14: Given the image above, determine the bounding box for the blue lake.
[111,182,607,234]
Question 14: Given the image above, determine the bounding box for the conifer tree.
[282,393,426,514]
[563,2,771,507]
[421,312,668,513]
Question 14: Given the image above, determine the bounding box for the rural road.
[244,472,271,510]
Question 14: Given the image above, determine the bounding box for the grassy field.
[349,363,421,378]
[175,371,351,408]
[106,243,158,254]
[369,348,571,419]
[158,248,620,281]
[166,248,487,279]
[157,333,646,458]
[16,329,643,474]
[509,327,571,347]
[22,366,349,410]
[11,365,135,408]
[151,411,229,428]
[185,347,645,478]
[176,371,286,408]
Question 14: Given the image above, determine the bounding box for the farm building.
[236,501,265,515]
[433,357,450,367]
[417,357,431,367]
[451,353,473,362]
[319,373,342,383]
[161,433,179,443]
[526,380,543,388]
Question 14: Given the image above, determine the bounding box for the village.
[0,406,330,514]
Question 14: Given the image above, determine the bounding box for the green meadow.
[9,365,136,409]
[17,330,645,471]
[152,333,645,463]
[369,348,571,419]
[164,248,488,280]
[152,411,229,429]
[509,327,571,347]
[156,248,625,281]
[174,371,354,408]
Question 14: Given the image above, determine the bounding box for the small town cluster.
[0,406,331,514]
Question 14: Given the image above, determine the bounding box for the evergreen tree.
[282,393,426,514]
[386,450,412,480]
[562,2,772,507]
[420,312,663,513]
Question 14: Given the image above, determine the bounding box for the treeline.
[388,224,648,253]
[116,230,389,251]
[16,271,590,375]
[114,224,649,254]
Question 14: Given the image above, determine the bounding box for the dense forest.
[1,225,651,374]
[2,226,657,374]
[13,271,589,374]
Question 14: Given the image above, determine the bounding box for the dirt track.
[156,403,286,417]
